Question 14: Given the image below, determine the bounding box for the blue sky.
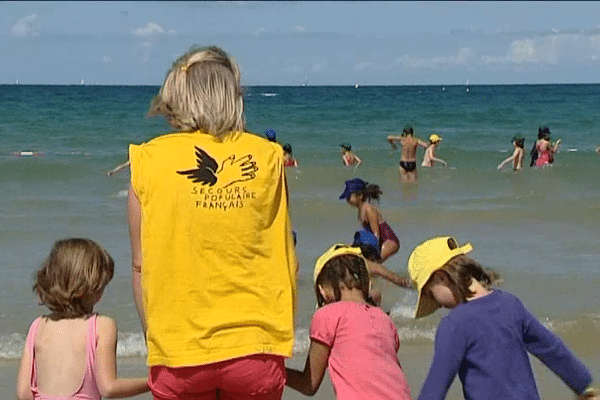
[2,1,600,86]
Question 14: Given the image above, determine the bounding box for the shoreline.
[2,340,594,400]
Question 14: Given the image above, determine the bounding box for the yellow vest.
[129,131,296,367]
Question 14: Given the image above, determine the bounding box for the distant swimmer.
[497,135,525,171]
[534,128,561,167]
[421,134,447,167]
[530,126,561,166]
[340,142,362,170]
[282,143,298,168]
[106,160,130,176]
[387,126,428,183]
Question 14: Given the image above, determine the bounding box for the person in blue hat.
[265,128,277,143]
[340,178,400,262]
[352,229,411,305]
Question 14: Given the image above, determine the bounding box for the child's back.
[312,301,411,399]
[285,245,411,400]
[28,316,99,398]
[17,238,148,400]
[420,289,591,399]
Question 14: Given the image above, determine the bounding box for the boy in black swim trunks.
[387,126,428,183]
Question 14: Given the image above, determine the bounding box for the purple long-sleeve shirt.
[419,290,592,400]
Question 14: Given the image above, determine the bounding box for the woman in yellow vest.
[127,46,296,400]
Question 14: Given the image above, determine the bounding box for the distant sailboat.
[466,79,470,93]
[15,79,20,85]
[80,79,85,86]
[301,76,308,87]
[355,83,359,89]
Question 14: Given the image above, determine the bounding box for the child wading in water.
[407,236,599,400]
[17,238,149,400]
[339,143,362,169]
[285,244,412,399]
[340,178,399,262]
[497,134,525,171]
[282,143,299,168]
[421,134,447,167]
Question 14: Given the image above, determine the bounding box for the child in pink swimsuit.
[285,245,412,399]
[17,238,149,400]
[339,178,400,262]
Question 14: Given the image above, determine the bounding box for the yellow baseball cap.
[429,134,442,143]
[314,244,364,284]
[408,236,473,318]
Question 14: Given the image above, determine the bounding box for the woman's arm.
[16,341,34,400]
[285,340,331,396]
[95,316,149,398]
[127,184,146,334]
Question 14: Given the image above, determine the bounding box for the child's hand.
[577,387,599,400]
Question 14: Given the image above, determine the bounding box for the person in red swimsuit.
[282,143,298,168]
[339,178,400,262]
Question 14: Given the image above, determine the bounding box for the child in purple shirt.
[407,236,598,400]
[285,244,411,400]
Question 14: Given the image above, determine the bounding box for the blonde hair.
[149,45,245,137]
[34,238,114,319]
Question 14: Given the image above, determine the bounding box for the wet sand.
[3,341,592,399]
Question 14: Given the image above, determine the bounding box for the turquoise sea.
[1,84,599,398]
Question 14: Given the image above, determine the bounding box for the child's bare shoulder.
[96,315,117,330]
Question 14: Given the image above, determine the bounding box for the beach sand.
[2,341,592,399]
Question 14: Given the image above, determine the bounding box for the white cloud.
[311,62,325,72]
[396,47,474,70]
[508,37,558,65]
[292,25,306,33]
[253,28,266,38]
[354,61,392,72]
[11,14,40,38]
[482,33,600,68]
[132,22,165,39]
[102,55,113,64]
[284,63,304,74]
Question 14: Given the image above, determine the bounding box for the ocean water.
[1,84,599,380]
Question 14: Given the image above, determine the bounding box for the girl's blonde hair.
[34,238,114,319]
[315,254,372,307]
[149,45,245,137]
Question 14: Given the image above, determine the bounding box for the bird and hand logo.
[177,146,259,210]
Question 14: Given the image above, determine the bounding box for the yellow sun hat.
[429,134,442,143]
[314,244,364,284]
[408,236,473,319]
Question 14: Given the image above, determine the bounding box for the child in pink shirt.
[285,245,412,400]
